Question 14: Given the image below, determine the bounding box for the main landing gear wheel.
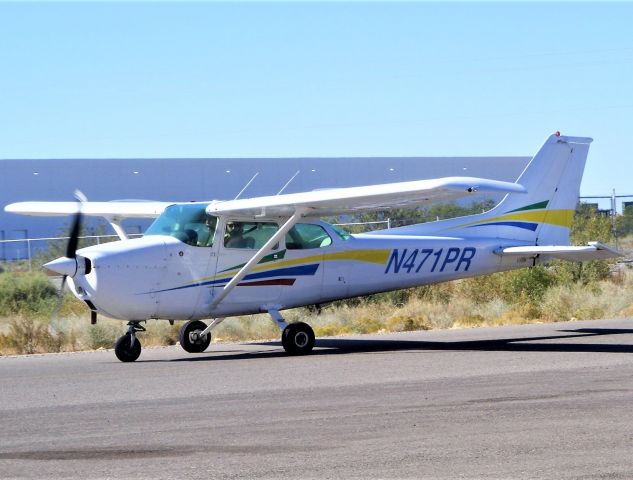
[179,320,212,353]
[281,322,315,356]
[114,333,142,362]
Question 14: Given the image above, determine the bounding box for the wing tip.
[5,202,25,214]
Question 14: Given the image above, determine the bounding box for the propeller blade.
[66,212,82,259]
[73,189,87,203]
[65,190,86,259]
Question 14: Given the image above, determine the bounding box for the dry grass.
[2,267,633,356]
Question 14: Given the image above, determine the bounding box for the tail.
[479,133,592,245]
[382,133,593,246]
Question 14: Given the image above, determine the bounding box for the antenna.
[276,170,300,195]
[234,172,259,200]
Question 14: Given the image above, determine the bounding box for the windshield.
[145,204,217,247]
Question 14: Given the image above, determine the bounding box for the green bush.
[550,259,611,285]
[86,323,119,349]
[455,266,559,318]
[555,203,614,284]
[0,272,59,318]
[457,273,506,304]
[502,266,558,308]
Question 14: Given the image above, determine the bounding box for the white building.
[1,156,528,261]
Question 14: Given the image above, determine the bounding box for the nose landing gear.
[114,321,145,362]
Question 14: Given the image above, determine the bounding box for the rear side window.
[224,221,278,249]
[331,224,351,241]
[285,224,332,250]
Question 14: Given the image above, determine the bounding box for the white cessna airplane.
[5,133,620,362]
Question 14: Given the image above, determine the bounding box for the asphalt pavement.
[2,318,633,479]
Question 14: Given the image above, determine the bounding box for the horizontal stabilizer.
[4,201,170,219]
[496,242,622,261]
[208,176,527,217]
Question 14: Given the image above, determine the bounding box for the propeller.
[49,190,86,327]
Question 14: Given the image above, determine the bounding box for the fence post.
[27,239,32,272]
[611,189,619,249]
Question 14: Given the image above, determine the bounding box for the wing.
[496,242,622,261]
[4,201,171,219]
[207,176,527,217]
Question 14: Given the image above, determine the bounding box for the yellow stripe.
[188,249,391,285]
[322,249,391,264]
[505,210,574,227]
[465,209,574,228]
[247,249,391,273]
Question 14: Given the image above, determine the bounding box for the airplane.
[5,133,621,362]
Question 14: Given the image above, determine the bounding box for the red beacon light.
[554,131,561,137]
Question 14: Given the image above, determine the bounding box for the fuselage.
[67,217,529,322]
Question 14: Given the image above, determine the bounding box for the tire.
[281,322,315,356]
[179,320,212,353]
[114,333,142,362]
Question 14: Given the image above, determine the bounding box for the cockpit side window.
[144,204,218,247]
[224,221,279,249]
[330,224,352,241]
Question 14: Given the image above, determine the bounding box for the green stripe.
[219,249,287,273]
[507,200,549,213]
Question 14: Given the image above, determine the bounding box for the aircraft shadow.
[166,327,633,363]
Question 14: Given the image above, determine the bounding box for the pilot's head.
[231,223,243,235]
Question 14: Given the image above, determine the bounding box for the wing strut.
[206,208,306,316]
[107,218,128,240]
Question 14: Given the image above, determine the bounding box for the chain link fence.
[0,234,143,272]
[0,220,391,271]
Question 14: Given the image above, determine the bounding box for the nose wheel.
[114,321,145,362]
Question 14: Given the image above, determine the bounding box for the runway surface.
[2,318,633,479]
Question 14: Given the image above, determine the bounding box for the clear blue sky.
[1,2,632,200]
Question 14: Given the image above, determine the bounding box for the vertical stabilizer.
[486,133,592,245]
[377,133,592,246]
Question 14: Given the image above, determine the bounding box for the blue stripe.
[242,263,319,281]
[143,263,320,294]
[469,221,539,232]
